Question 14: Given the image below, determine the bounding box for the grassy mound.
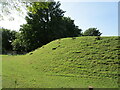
[2,36,119,88]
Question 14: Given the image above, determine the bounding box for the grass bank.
[2,36,119,88]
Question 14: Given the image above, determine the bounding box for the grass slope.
[2,36,119,88]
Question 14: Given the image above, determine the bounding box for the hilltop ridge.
[2,36,119,88]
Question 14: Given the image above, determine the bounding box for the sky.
[0,1,118,36]
[60,2,118,36]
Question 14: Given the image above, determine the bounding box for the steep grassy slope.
[2,36,119,88]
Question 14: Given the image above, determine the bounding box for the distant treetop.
[83,28,102,36]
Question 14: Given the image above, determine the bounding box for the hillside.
[2,36,119,88]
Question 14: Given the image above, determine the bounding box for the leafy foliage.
[12,2,82,52]
[83,28,102,36]
[1,28,17,53]
[0,0,27,21]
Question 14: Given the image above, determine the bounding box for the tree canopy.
[0,0,27,21]
[1,1,103,54]
[12,1,82,52]
[83,28,102,36]
[1,28,17,54]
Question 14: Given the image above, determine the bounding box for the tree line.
[1,1,102,54]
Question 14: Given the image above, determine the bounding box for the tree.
[61,17,82,37]
[83,28,102,36]
[0,29,2,54]
[1,28,17,53]
[0,0,27,21]
[12,1,82,52]
[11,31,26,53]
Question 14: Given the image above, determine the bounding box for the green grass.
[2,36,119,88]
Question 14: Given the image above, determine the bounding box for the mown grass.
[2,36,119,88]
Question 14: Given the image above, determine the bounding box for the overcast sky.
[0,1,118,36]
